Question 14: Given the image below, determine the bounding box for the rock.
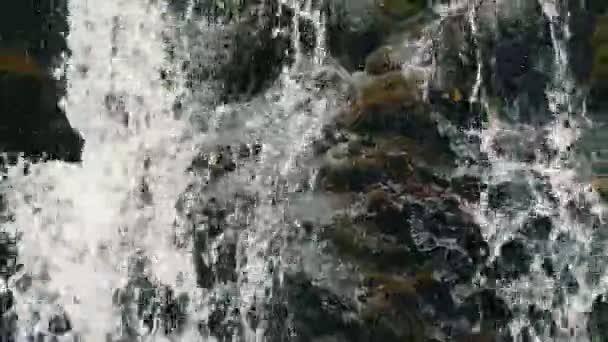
[592,176,608,199]
[215,242,237,284]
[0,1,83,163]
[520,215,553,241]
[375,0,426,20]
[590,294,608,341]
[404,197,488,280]
[320,156,389,191]
[0,71,84,162]
[485,239,533,280]
[193,230,215,289]
[345,71,425,132]
[360,273,425,342]
[365,46,401,75]
[567,4,595,83]
[48,312,71,335]
[458,290,512,331]
[487,179,534,212]
[588,0,608,14]
[321,216,418,272]
[456,332,498,342]
[450,175,482,203]
[430,14,476,107]
[274,273,365,342]
[325,0,385,71]
[205,295,240,341]
[191,0,295,101]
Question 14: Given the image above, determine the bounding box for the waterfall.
[469,0,608,340]
[0,0,334,340]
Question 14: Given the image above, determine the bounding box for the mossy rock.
[344,71,428,133]
[365,46,401,75]
[321,156,387,191]
[592,176,608,199]
[374,135,454,171]
[456,332,497,342]
[591,16,608,83]
[366,189,394,212]
[375,0,427,21]
[321,216,419,272]
[361,273,425,342]
[320,152,411,192]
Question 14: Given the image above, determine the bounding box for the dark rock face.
[0,73,84,162]
[478,2,554,125]
[219,1,294,100]
[0,1,84,162]
[590,295,608,341]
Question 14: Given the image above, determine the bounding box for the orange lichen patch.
[0,50,45,78]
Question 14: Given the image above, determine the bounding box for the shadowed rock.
[0,1,84,162]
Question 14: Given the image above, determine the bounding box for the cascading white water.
[3,0,202,340]
[469,0,608,340]
[0,0,334,341]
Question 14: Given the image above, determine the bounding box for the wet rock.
[0,72,84,162]
[157,286,188,335]
[360,273,425,342]
[430,14,476,110]
[325,0,384,71]
[375,0,426,20]
[203,197,227,238]
[215,242,237,284]
[193,230,215,289]
[485,239,532,281]
[487,180,534,212]
[205,296,240,341]
[344,71,425,132]
[402,197,488,282]
[285,273,358,340]
[48,312,71,335]
[0,1,83,163]
[456,332,498,342]
[592,176,608,199]
[589,294,608,342]
[320,154,406,192]
[365,189,405,235]
[413,272,457,319]
[219,1,293,100]
[567,4,595,83]
[559,266,580,295]
[321,216,418,272]
[459,289,512,331]
[365,46,402,75]
[521,215,553,241]
[450,175,482,203]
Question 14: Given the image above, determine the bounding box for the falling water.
[470,0,608,341]
[0,0,334,341]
